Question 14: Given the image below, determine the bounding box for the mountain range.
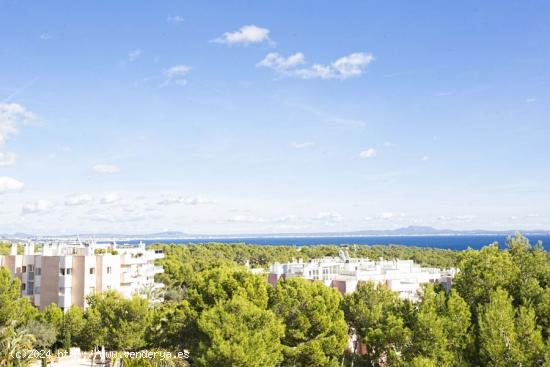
[2,226,550,240]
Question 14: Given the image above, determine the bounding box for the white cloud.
[22,200,53,214]
[157,197,183,205]
[158,195,210,206]
[291,141,315,149]
[92,164,120,174]
[65,194,93,206]
[100,193,121,204]
[213,25,271,45]
[274,215,298,223]
[128,49,142,62]
[257,52,305,72]
[166,15,184,24]
[379,212,395,220]
[39,33,52,40]
[162,65,191,86]
[359,148,376,159]
[184,196,209,205]
[227,214,265,223]
[0,152,16,166]
[89,210,156,223]
[259,52,374,80]
[0,103,34,146]
[0,176,24,194]
[313,211,343,222]
[437,215,475,222]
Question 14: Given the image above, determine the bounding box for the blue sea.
[124,234,550,251]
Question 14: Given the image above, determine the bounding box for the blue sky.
[0,0,549,235]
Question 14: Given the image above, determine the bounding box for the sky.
[0,0,549,235]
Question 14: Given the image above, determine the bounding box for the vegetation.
[0,234,549,366]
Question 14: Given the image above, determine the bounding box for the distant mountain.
[2,226,549,240]
[277,226,550,237]
[221,226,550,238]
[0,232,35,239]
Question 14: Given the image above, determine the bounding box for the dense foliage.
[0,234,550,366]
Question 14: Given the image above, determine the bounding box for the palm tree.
[0,321,36,367]
[138,284,165,306]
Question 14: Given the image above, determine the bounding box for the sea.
[122,234,550,251]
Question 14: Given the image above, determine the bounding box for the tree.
[187,266,269,311]
[0,267,26,326]
[111,349,187,367]
[269,278,348,367]
[79,307,105,351]
[25,320,57,367]
[342,282,411,366]
[515,305,545,366]
[539,287,550,338]
[60,306,85,349]
[196,296,284,367]
[409,285,453,366]
[40,303,63,329]
[409,356,438,367]
[146,300,197,350]
[478,288,520,366]
[0,321,35,367]
[442,290,472,365]
[454,245,519,316]
[86,291,151,350]
[139,283,165,305]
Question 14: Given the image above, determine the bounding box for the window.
[35,287,40,294]
[106,266,112,274]
[89,287,95,294]
[60,268,65,276]
[16,267,21,273]
[60,268,73,276]
[36,268,41,275]
[66,268,72,275]
[21,283,26,291]
[22,266,26,273]
[28,265,34,272]
[89,267,95,275]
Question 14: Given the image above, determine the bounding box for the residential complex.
[0,240,164,310]
[268,251,455,301]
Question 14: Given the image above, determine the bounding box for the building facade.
[268,251,455,301]
[0,240,164,310]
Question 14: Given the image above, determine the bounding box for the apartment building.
[0,240,164,310]
[268,251,455,301]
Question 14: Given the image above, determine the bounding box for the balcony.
[58,294,72,308]
[153,250,164,259]
[58,275,72,288]
[121,272,137,284]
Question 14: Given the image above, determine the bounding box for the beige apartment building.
[0,240,164,310]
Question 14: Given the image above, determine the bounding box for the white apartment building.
[0,240,165,310]
[268,251,455,301]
